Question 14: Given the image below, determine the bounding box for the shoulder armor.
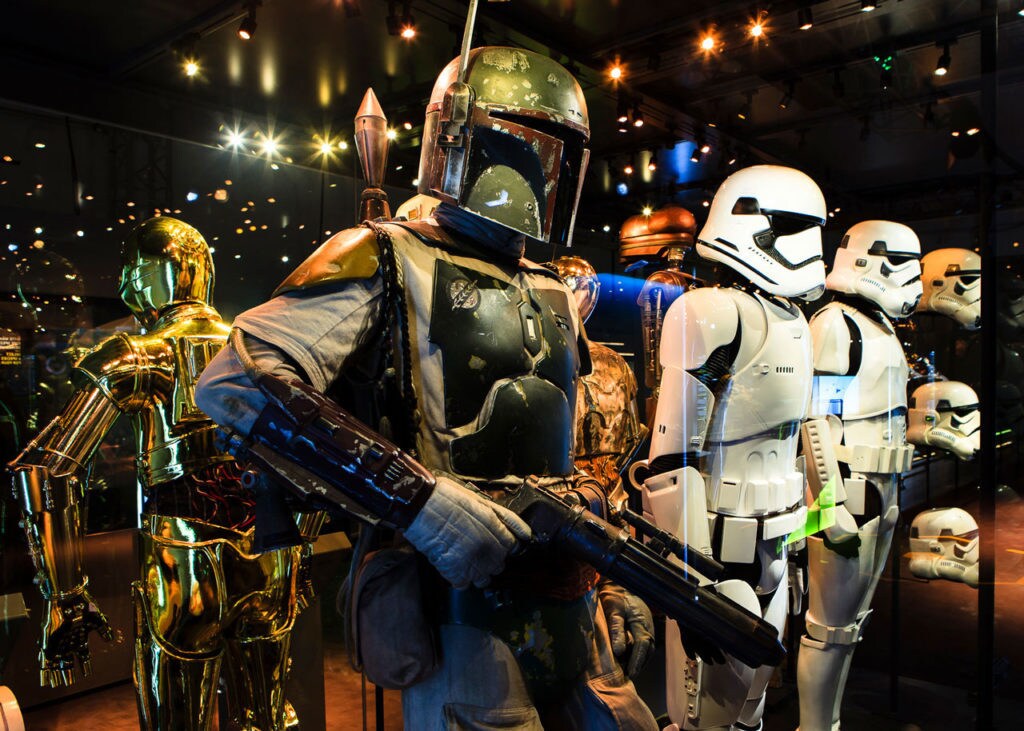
[809,304,853,375]
[74,332,166,409]
[274,226,381,296]
[661,287,741,372]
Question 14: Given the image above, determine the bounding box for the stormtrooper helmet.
[917,248,981,330]
[826,220,923,319]
[908,381,980,460]
[696,164,827,300]
[908,507,980,587]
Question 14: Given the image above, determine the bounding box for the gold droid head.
[119,217,214,327]
[551,255,600,323]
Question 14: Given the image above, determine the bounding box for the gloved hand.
[403,476,532,589]
[39,586,115,687]
[598,580,654,678]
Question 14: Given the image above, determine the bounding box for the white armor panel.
[809,302,909,421]
[800,297,913,731]
[644,284,812,731]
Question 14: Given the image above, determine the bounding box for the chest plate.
[708,291,814,443]
[426,259,580,478]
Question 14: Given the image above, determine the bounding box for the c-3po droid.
[8,217,312,730]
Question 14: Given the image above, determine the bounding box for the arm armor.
[648,287,739,464]
[225,332,786,668]
[7,336,131,687]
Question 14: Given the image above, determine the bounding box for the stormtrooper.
[907,507,980,588]
[195,46,659,729]
[797,220,921,731]
[8,217,311,730]
[907,381,981,460]
[634,164,825,730]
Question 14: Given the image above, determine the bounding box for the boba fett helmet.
[418,47,590,246]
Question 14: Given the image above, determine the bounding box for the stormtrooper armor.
[907,507,980,588]
[917,248,981,330]
[908,381,980,460]
[9,218,310,730]
[798,220,921,731]
[638,165,825,730]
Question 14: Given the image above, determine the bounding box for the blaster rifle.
[222,332,785,668]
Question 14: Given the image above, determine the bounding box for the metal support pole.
[888,476,903,712]
[976,2,998,729]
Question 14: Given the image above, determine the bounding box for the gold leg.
[132,583,222,731]
[221,634,296,731]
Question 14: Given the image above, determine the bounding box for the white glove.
[403,476,532,589]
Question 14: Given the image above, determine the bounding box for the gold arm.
[9,384,121,686]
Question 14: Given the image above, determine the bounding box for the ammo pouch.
[351,545,439,689]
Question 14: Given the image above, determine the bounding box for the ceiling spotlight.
[727,155,737,166]
[403,121,413,130]
[183,58,200,77]
[966,126,981,136]
[386,128,398,140]
[261,136,279,157]
[700,142,711,154]
[400,4,417,40]
[749,13,767,39]
[338,140,349,150]
[226,129,246,148]
[798,6,814,30]
[935,42,951,76]
[690,147,702,163]
[609,62,624,81]
[737,93,753,121]
[778,80,796,110]
[861,0,877,11]
[616,97,629,124]
[626,100,643,127]
[237,2,259,40]
[700,31,717,53]
[647,153,657,172]
[618,119,629,134]
[642,206,653,216]
[319,141,333,155]
[624,164,634,175]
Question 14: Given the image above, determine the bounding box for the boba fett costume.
[196,47,657,729]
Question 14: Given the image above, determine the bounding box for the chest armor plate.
[426,258,579,479]
[841,306,909,420]
[708,291,813,443]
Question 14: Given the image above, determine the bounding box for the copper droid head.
[418,47,590,246]
[119,217,214,327]
[551,256,600,323]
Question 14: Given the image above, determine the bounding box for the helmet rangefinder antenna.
[355,87,391,222]
[438,0,483,148]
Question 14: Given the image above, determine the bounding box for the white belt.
[708,470,804,517]
[835,443,914,475]
[710,506,808,564]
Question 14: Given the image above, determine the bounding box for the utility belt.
[441,584,595,704]
[710,505,808,565]
[706,470,804,518]
[835,443,915,475]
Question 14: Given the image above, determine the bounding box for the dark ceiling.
[0,0,1022,256]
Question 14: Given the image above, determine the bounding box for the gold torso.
[77,302,233,487]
